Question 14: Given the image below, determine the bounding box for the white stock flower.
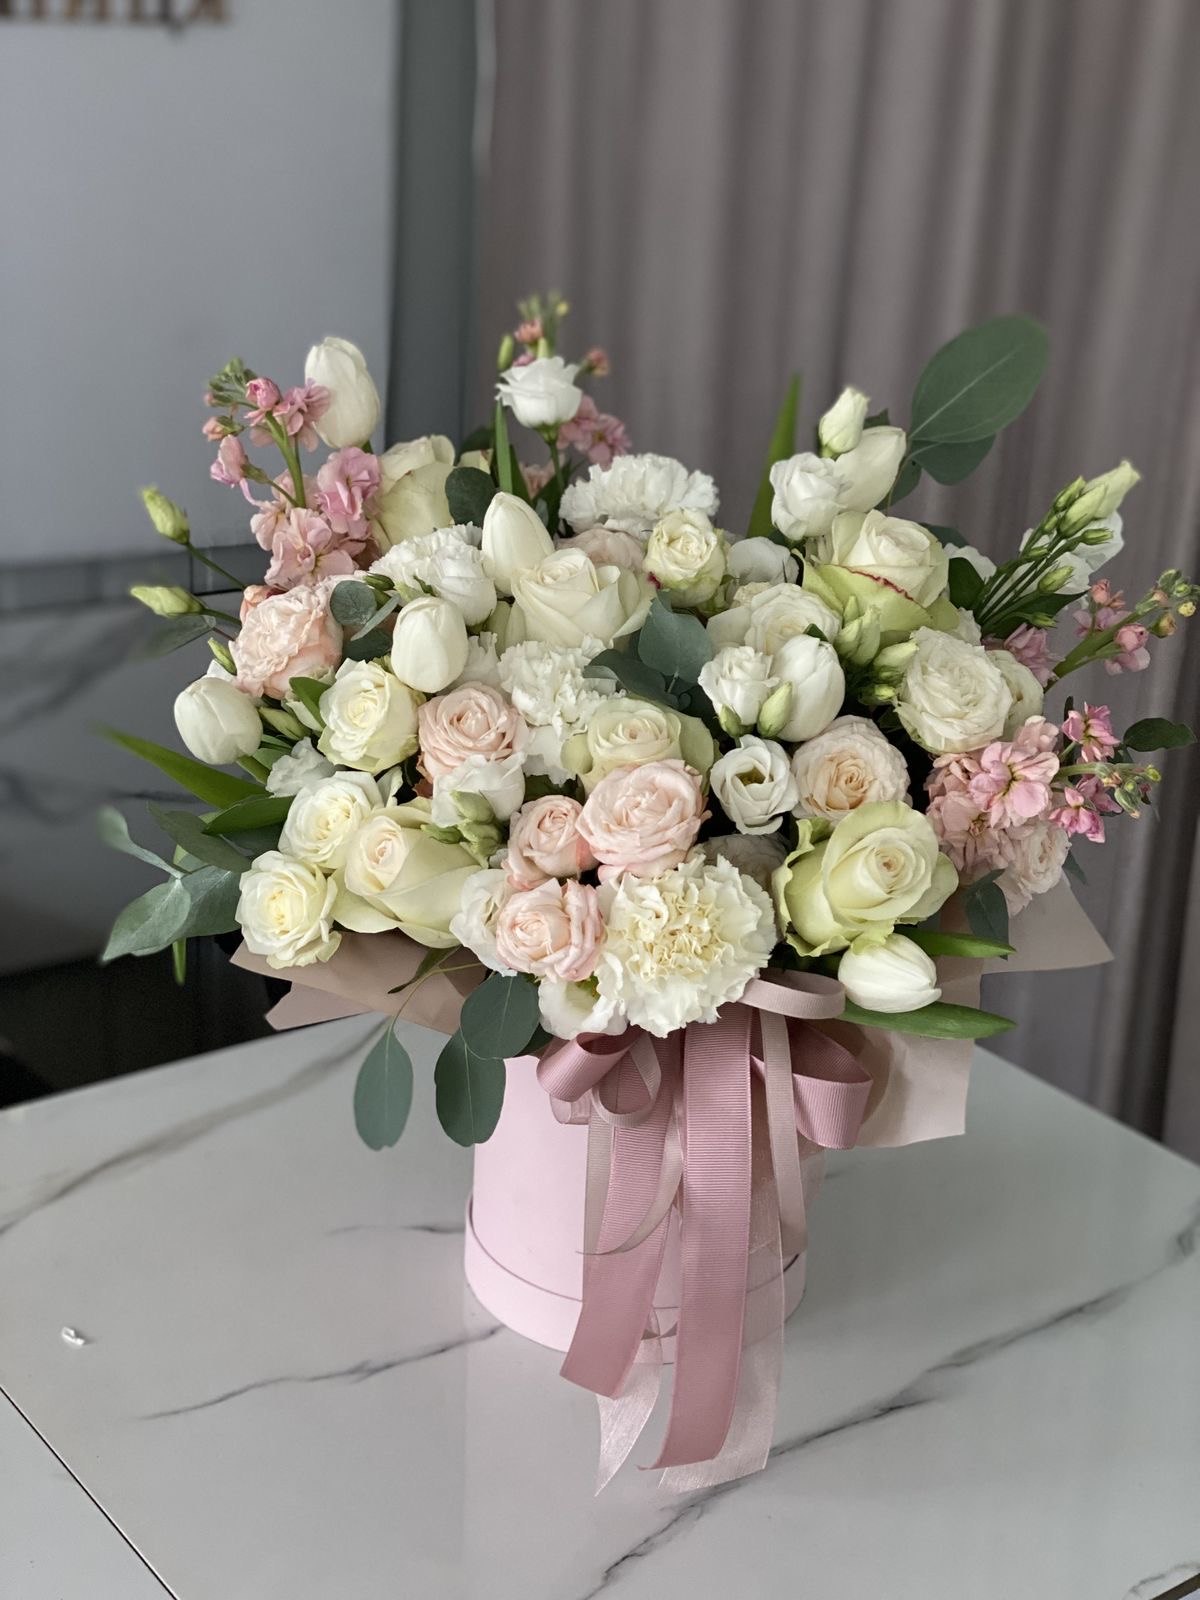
[710,736,800,835]
[837,934,941,1013]
[999,819,1070,913]
[373,435,456,548]
[770,634,846,742]
[237,851,340,969]
[304,337,380,449]
[595,855,776,1035]
[448,867,516,974]
[317,659,420,773]
[510,548,652,649]
[707,583,841,653]
[726,536,798,586]
[496,355,583,428]
[698,644,778,728]
[818,386,869,456]
[790,715,910,822]
[390,595,470,694]
[538,978,626,1041]
[987,648,1045,736]
[173,676,262,765]
[265,737,336,797]
[896,629,1013,755]
[481,492,555,596]
[278,772,381,870]
[370,526,495,626]
[643,508,726,605]
[430,750,527,826]
[560,452,718,538]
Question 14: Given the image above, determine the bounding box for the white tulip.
[481,492,555,596]
[770,633,846,742]
[496,355,583,428]
[304,337,381,449]
[710,736,800,835]
[390,595,469,694]
[174,676,262,765]
[818,386,870,457]
[838,934,941,1013]
[834,426,908,512]
[698,645,779,729]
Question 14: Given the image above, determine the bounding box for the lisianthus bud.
[497,333,516,371]
[834,602,882,666]
[304,337,381,449]
[871,640,918,681]
[174,676,263,765]
[140,486,189,544]
[208,638,236,674]
[481,492,554,595]
[1061,460,1140,533]
[1038,563,1075,593]
[818,386,870,457]
[258,705,308,741]
[756,682,794,740]
[130,584,202,618]
[391,595,470,694]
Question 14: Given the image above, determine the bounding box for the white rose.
[698,644,778,728]
[431,750,527,826]
[173,676,262,765]
[338,799,479,946]
[643,508,726,605]
[896,629,1013,755]
[560,452,718,538]
[710,736,800,835]
[265,737,336,797]
[304,337,380,449]
[237,850,340,969]
[510,548,652,649]
[452,632,503,689]
[538,978,626,1041]
[817,509,949,608]
[373,435,456,548]
[698,831,788,893]
[391,595,470,694]
[496,355,582,428]
[987,648,1045,736]
[769,634,846,742]
[837,934,941,1013]
[481,492,555,596]
[371,526,495,627]
[999,819,1070,913]
[279,772,381,870]
[707,583,841,654]
[726,536,798,586]
[769,453,848,541]
[790,715,910,822]
[818,386,870,456]
[833,426,907,511]
[317,659,420,772]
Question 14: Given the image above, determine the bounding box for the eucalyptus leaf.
[947,557,986,610]
[148,805,249,874]
[329,581,379,629]
[1123,717,1196,752]
[97,806,177,876]
[964,876,1010,946]
[840,998,1015,1039]
[637,596,714,687]
[203,794,293,836]
[459,972,540,1058]
[747,373,800,539]
[342,628,392,662]
[435,1031,506,1146]
[353,1023,414,1150]
[176,865,242,937]
[102,879,192,963]
[287,676,328,726]
[445,465,497,527]
[887,456,922,505]
[910,315,1048,444]
[584,650,676,705]
[914,434,994,484]
[904,928,1014,960]
[102,728,263,809]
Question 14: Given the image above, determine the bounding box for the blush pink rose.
[418,683,529,780]
[493,879,603,981]
[556,527,646,570]
[505,795,596,890]
[231,582,343,700]
[577,759,708,879]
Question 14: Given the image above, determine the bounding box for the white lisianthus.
[710,736,800,835]
[698,832,788,893]
[538,978,626,1041]
[987,648,1045,736]
[452,632,503,689]
[509,548,652,649]
[833,426,908,511]
[338,799,479,946]
[481,492,556,595]
[818,386,870,457]
[953,543,997,581]
[769,634,846,742]
[371,526,495,626]
[726,536,798,586]
[1061,461,1140,531]
[304,337,380,449]
[837,934,941,1013]
[816,510,949,609]
[373,435,456,548]
[237,851,340,969]
[595,855,776,1035]
[173,676,262,765]
[391,595,470,694]
[562,696,715,790]
[317,660,420,773]
[707,583,841,653]
[790,715,910,822]
[896,629,1013,755]
[560,453,718,538]
[430,750,527,826]
[279,772,381,870]
[448,867,516,975]
[265,737,336,797]
[698,645,778,729]
[496,355,583,428]
[643,508,726,605]
[768,453,848,542]
[999,819,1070,913]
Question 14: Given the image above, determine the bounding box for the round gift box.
[464,1050,807,1356]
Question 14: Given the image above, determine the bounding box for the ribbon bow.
[535,971,871,1490]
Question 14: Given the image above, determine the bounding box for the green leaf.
[905,928,1014,960]
[947,557,986,610]
[102,728,263,808]
[353,1023,414,1150]
[910,315,1048,444]
[175,865,242,937]
[435,1031,506,1146]
[148,805,249,874]
[329,581,379,629]
[136,614,214,658]
[459,971,540,1058]
[445,465,497,527]
[203,794,293,836]
[914,434,994,485]
[1123,717,1196,752]
[288,676,327,726]
[747,374,800,539]
[342,628,392,662]
[887,456,922,505]
[637,595,714,687]
[927,523,967,548]
[493,400,514,495]
[964,875,1010,946]
[841,999,1015,1039]
[102,879,192,963]
[97,805,177,876]
[584,650,677,705]
[459,423,494,455]
[171,938,188,986]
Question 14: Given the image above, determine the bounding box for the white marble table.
[2,1018,1198,1600]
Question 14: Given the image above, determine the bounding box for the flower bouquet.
[104,295,1196,1488]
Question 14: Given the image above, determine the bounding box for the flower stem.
[188,545,245,590]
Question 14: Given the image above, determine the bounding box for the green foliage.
[584,649,679,707]
[329,581,379,630]
[102,728,262,808]
[287,676,327,727]
[445,465,497,527]
[435,1031,507,1146]
[887,457,922,505]
[493,399,514,495]
[927,524,967,548]
[905,928,1014,960]
[914,435,994,485]
[910,315,1048,444]
[747,373,800,539]
[636,595,714,690]
[353,1022,414,1150]
[137,615,214,658]
[202,794,293,836]
[947,557,986,610]
[459,972,540,1058]
[101,865,241,963]
[841,998,1015,1039]
[98,805,177,876]
[1123,718,1195,752]
[963,872,1010,946]
[148,805,250,874]
[341,628,392,662]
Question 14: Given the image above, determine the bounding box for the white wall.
[0,0,398,562]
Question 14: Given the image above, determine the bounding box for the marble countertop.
[1,1017,1198,1600]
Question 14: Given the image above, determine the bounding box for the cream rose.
[278,772,381,870]
[643,508,726,605]
[231,583,342,701]
[509,548,652,649]
[710,736,800,836]
[562,696,715,791]
[496,355,583,429]
[577,760,707,878]
[373,435,455,548]
[338,798,479,946]
[317,659,420,773]
[999,819,1070,913]
[790,715,911,822]
[896,629,1013,755]
[418,683,528,780]
[814,509,949,611]
[237,850,340,969]
[837,934,942,1013]
[505,795,596,890]
[987,648,1045,737]
[494,880,602,981]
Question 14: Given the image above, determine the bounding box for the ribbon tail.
[594,1311,664,1493]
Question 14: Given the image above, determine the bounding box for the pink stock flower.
[584,346,610,378]
[250,493,290,551]
[511,351,535,367]
[926,784,1020,881]
[277,383,330,452]
[244,378,282,424]
[1105,622,1151,674]
[202,415,227,442]
[520,461,556,498]
[998,624,1058,686]
[1062,703,1118,763]
[1049,786,1108,843]
[557,394,631,468]
[210,434,249,488]
[515,318,543,345]
[264,508,362,589]
[1075,579,1130,638]
[968,732,1059,829]
[315,447,380,541]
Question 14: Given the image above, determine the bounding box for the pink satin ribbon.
[533,969,871,1488]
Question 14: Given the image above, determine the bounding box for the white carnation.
[498,638,616,735]
[560,452,719,538]
[370,525,494,626]
[896,629,1013,755]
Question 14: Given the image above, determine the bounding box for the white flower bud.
[818,386,870,457]
[838,934,941,1013]
[173,676,262,765]
[304,336,381,448]
[390,595,470,694]
[481,492,555,596]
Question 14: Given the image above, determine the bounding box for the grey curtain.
[475,0,1200,1153]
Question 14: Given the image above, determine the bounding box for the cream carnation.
[577,759,707,878]
[494,880,603,981]
[417,683,528,779]
[231,582,342,701]
[560,452,718,539]
[237,850,340,969]
[595,855,776,1035]
[710,736,800,835]
[896,629,1013,755]
[278,772,381,870]
[790,715,911,822]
